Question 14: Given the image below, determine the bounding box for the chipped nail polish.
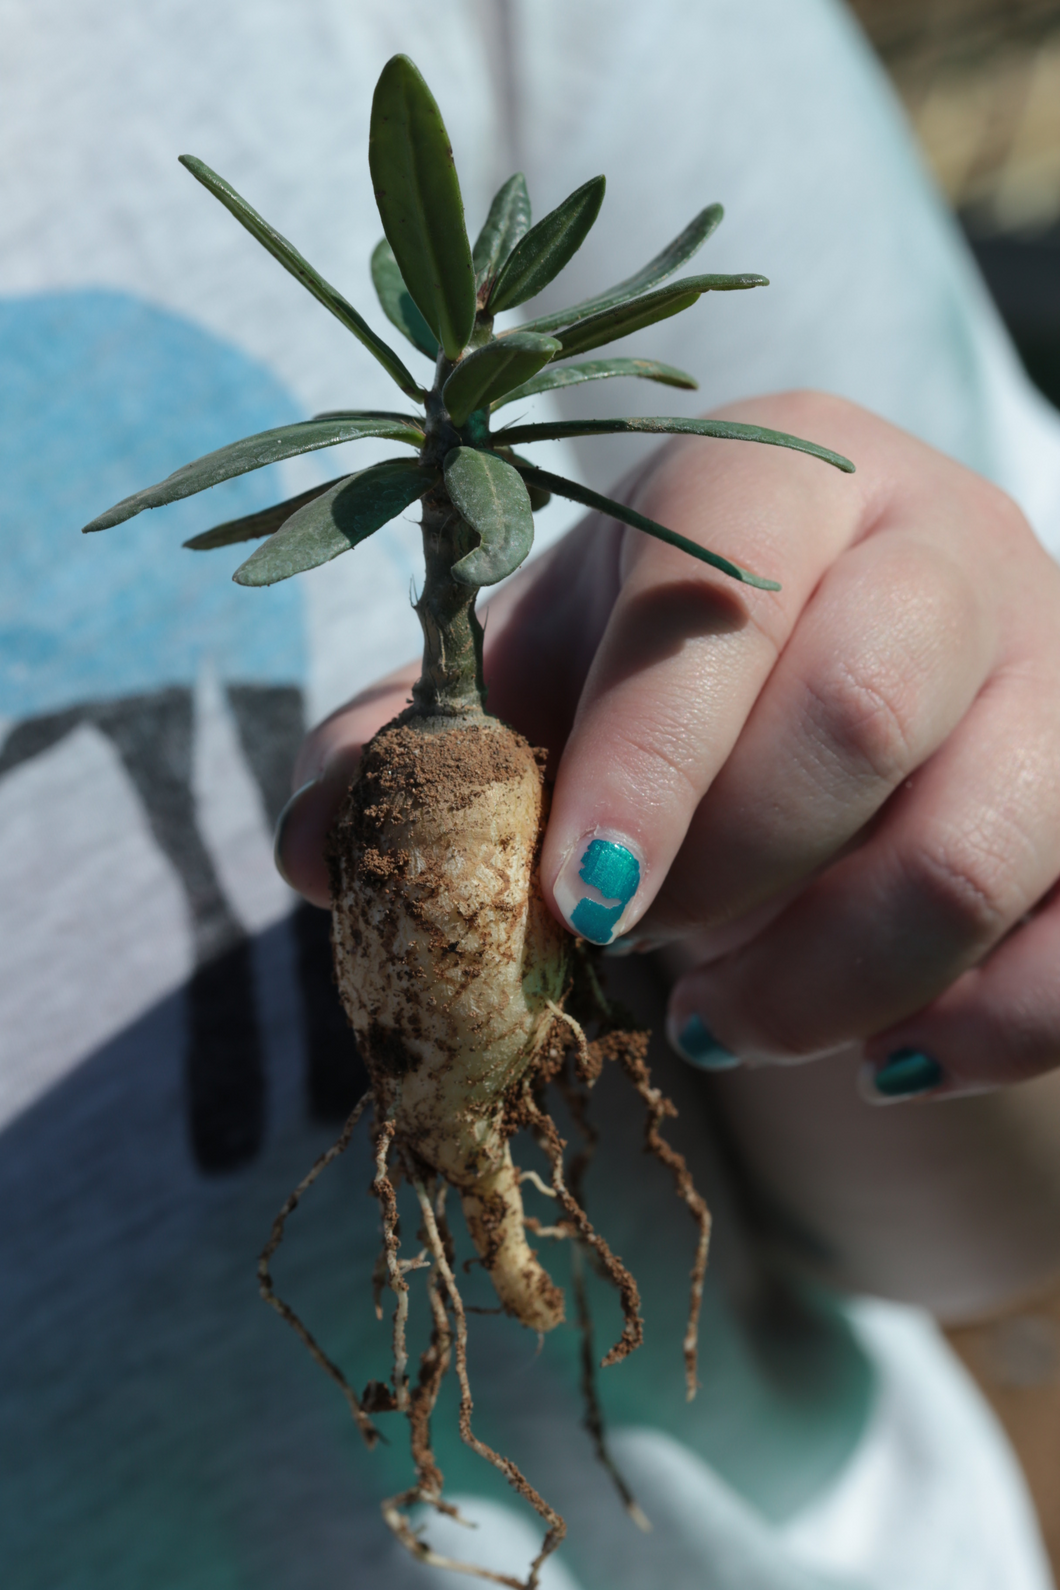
[863,1047,944,1103]
[671,1014,741,1071]
[554,834,641,946]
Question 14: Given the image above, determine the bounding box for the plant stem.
[410,377,487,719]
[411,491,486,717]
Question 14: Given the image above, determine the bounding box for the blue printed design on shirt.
[0,289,305,719]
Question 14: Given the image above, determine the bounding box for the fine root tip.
[628,1503,653,1534]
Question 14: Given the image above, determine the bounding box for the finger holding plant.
[83,54,852,1588]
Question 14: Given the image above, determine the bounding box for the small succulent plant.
[83,55,853,1590]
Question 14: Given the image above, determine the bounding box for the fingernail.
[601,934,643,957]
[554,834,642,946]
[601,931,667,958]
[670,1014,741,1071]
[861,1047,944,1104]
[273,778,320,888]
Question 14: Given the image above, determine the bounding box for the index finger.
[542,391,869,944]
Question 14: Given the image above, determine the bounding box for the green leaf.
[521,203,724,334]
[442,332,561,426]
[497,415,855,474]
[491,357,697,410]
[82,414,424,532]
[370,239,440,360]
[490,446,551,511]
[473,173,532,292]
[183,478,347,549]
[510,463,780,590]
[551,273,768,358]
[234,458,432,586]
[178,156,423,401]
[443,447,534,585]
[369,55,476,361]
[488,176,606,315]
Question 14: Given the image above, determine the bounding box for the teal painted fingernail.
[555,835,642,945]
[868,1048,944,1101]
[672,1015,740,1071]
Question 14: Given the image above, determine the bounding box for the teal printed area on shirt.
[0,289,306,718]
[569,838,640,943]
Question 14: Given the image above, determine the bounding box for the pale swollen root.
[328,717,570,1333]
[459,1145,565,1333]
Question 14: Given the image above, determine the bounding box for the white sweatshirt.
[0,3,1056,1587]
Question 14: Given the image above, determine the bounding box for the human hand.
[278,392,1060,1104]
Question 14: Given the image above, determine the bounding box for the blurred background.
[852,0,1060,408]
[852,0,1060,1575]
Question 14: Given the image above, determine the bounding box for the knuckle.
[720,963,821,1061]
[615,721,702,807]
[973,475,1029,551]
[804,659,916,786]
[905,826,1017,945]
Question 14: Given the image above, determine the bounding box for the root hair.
[371,1117,411,1412]
[570,1241,651,1532]
[257,1091,380,1449]
[519,1081,643,1369]
[381,1164,567,1590]
[605,1029,711,1400]
[551,1041,648,1529]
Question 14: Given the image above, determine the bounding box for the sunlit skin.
[281,390,1060,1102]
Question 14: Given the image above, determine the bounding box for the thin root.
[552,1046,649,1527]
[610,1030,711,1400]
[371,1118,411,1412]
[517,1168,556,1199]
[371,1247,388,1320]
[546,1000,600,1085]
[571,1241,651,1532]
[523,1219,572,1241]
[389,1166,566,1590]
[258,1090,379,1449]
[520,1083,643,1370]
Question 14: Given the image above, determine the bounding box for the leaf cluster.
[83,54,853,592]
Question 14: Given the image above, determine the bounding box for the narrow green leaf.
[370,239,440,360]
[183,478,346,549]
[234,458,432,586]
[497,415,855,474]
[310,409,425,422]
[443,333,561,426]
[82,414,424,533]
[488,176,606,315]
[369,55,475,360]
[473,173,532,292]
[491,357,697,410]
[551,273,768,358]
[521,203,724,334]
[178,156,423,401]
[511,463,780,590]
[444,448,534,585]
